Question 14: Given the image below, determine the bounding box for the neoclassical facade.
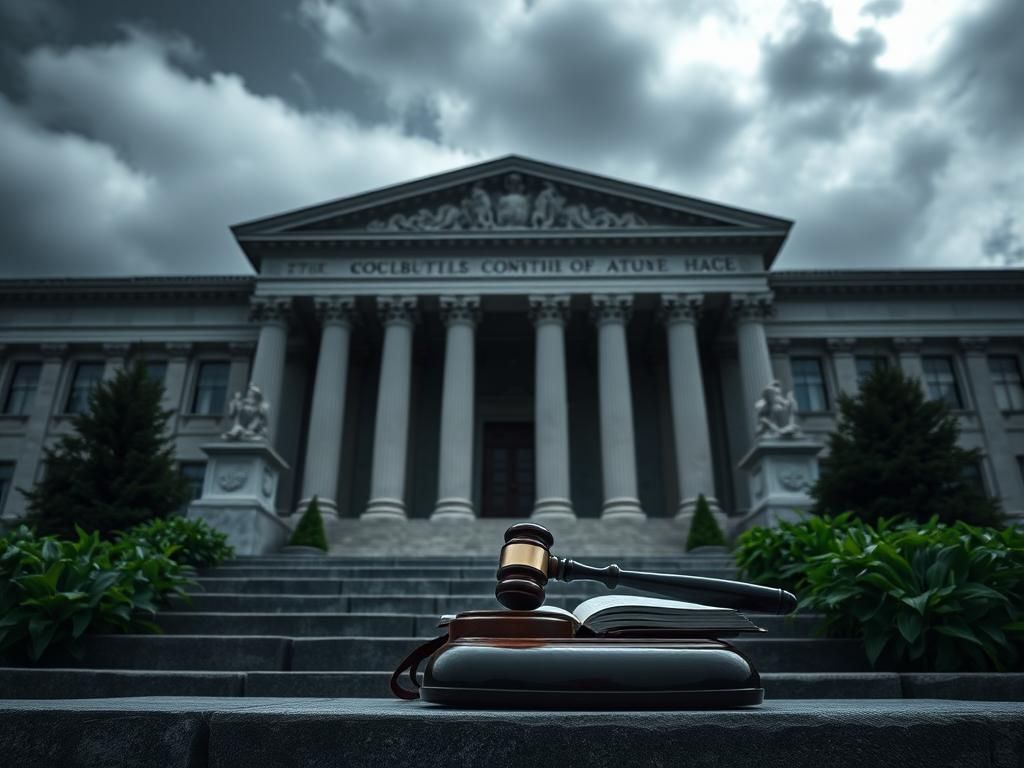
[1,156,1023,526]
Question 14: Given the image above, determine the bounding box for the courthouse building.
[1,156,1023,528]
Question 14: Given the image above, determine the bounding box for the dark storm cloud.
[983,217,1024,266]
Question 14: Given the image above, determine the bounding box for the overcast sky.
[0,0,1021,277]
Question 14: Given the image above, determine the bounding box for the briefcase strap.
[389,634,447,700]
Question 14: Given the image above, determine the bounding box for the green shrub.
[288,497,328,551]
[0,525,192,662]
[119,517,234,567]
[686,494,726,551]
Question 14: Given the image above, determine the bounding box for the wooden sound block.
[418,611,763,709]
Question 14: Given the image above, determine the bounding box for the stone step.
[3,697,1022,768]
[221,556,738,569]
[5,635,868,672]
[2,667,1022,702]
[201,564,739,579]
[154,611,823,638]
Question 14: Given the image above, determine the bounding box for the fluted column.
[661,294,719,517]
[432,296,480,521]
[731,293,776,438]
[592,294,644,520]
[960,337,1024,517]
[300,296,357,516]
[363,296,418,520]
[529,295,575,521]
[248,297,292,443]
[828,337,859,395]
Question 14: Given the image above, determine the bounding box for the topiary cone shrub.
[288,496,328,552]
[686,494,727,551]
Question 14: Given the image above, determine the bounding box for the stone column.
[363,296,418,520]
[3,344,66,520]
[102,343,131,380]
[895,337,925,386]
[299,296,357,517]
[828,337,859,396]
[592,294,644,520]
[960,337,1024,517]
[529,295,575,521]
[661,294,719,517]
[768,337,793,394]
[731,293,776,438]
[162,342,193,433]
[432,296,480,521]
[249,297,292,443]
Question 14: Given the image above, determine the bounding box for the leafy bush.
[686,494,726,551]
[119,517,233,567]
[0,526,192,662]
[288,497,328,551]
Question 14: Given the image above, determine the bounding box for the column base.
[600,497,646,520]
[295,497,338,517]
[531,497,576,522]
[361,498,407,521]
[431,498,475,522]
[675,495,722,518]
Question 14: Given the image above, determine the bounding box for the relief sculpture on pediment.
[367,173,647,232]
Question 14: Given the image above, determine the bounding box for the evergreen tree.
[686,493,727,551]
[810,364,1001,526]
[289,496,329,551]
[21,361,190,536]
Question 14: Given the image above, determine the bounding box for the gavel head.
[494,522,555,610]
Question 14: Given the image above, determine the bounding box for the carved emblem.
[778,469,807,492]
[367,174,646,232]
[217,467,248,492]
[262,466,274,498]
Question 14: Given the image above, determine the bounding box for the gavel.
[495,522,798,614]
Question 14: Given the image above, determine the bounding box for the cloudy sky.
[0,0,1021,277]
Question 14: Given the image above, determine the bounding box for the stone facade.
[1,157,1022,528]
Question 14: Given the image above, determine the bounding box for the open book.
[442,595,765,637]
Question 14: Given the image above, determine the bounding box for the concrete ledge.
[1,698,1022,768]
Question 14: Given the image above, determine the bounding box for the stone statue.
[755,380,802,439]
[222,383,270,442]
[495,173,530,227]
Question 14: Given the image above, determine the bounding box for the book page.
[572,595,732,625]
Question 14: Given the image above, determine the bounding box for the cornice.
[768,269,1024,296]
[0,275,255,303]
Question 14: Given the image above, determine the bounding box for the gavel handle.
[551,558,798,615]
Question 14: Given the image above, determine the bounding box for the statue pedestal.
[187,442,291,556]
[736,438,824,533]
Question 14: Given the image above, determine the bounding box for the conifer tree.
[22,361,190,536]
[288,496,329,551]
[686,493,727,551]
[810,364,1001,526]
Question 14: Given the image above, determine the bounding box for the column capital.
[39,343,69,361]
[767,336,792,355]
[827,337,858,355]
[377,295,419,327]
[730,292,775,323]
[227,341,254,360]
[528,294,570,326]
[591,294,633,325]
[893,336,924,353]
[249,296,292,326]
[959,336,990,355]
[314,295,358,327]
[660,293,704,325]
[164,342,194,360]
[102,342,132,358]
[439,295,480,328]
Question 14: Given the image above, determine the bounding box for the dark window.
[922,356,963,408]
[791,357,829,411]
[3,362,41,415]
[855,356,888,386]
[180,461,206,502]
[0,462,13,511]
[989,356,1024,411]
[65,361,104,414]
[961,462,987,496]
[191,361,229,415]
[482,422,534,518]
[144,360,168,386]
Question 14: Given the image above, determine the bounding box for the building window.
[989,356,1024,411]
[144,360,168,386]
[0,462,13,511]
[191,361,229,415]
[855,356,888,386]
[922,356,963,408]
[961,461,987,497]
[3,362,42,415]
[180,461,206,502]
[65,361,104,414]
[791,357,829,412]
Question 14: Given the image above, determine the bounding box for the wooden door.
[481,422,535,518]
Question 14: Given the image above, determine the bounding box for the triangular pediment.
[232,155,791,239]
